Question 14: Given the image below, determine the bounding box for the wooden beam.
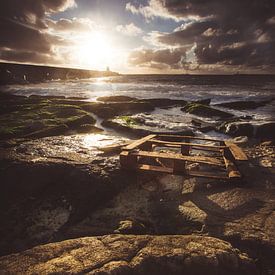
[158,135,224,143]
[150,139,226,150]
[188,170,229,180]
[137,164,228,179]
[122,134,156,151]
[131,150,225,167]
[224,141,248,161]
[223,156,242,178]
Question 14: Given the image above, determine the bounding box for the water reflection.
[82,133,127,148]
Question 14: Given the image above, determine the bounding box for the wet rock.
[0,235,256,275]
[82,102,155,119]
[220,122,254,137]
[97,96,137,102]
[194,98,211,105]
[255,122,275,139]
[65,114,96,128]
[0,134,130,255]
[191,118,216,132]
[181,103,234,119]
[77,124,103,134]
[140,98,187,108]
[102,119,194,138]
[23,124,69,138]
[114,220,147,234]
[215,100,271,110]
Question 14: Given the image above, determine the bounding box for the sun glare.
[75,31,114,70]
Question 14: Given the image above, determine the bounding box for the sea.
[2,74,275,137]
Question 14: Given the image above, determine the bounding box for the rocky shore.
[0,92,274,274]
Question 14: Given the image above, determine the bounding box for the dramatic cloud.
[0,0,76,64]
[46,17,95,33]
[127,0,275,72]
[116,23,143,36]
[129,47,189,70]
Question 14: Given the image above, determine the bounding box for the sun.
[75,31,114,70]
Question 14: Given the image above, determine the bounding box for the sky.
[0,0,275,74]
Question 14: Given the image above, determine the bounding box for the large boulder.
[181,103,234,119]
[219,122,254,137]
[0,235,255,275]
[215,100,271,110]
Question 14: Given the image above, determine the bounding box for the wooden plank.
[224,141,248,161]
[150,139,226,150]
[158,135,224,143]
[137,164,228,179]
[123,134,156,151]
[138,164,173,173]
[223,156,242,178]
[187,170,229,180]
[132,150,225,167]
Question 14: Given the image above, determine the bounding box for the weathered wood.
[187,170,229,180]
[120,134,246,180]
[224,141,248,161]
[138,164,172,173]
[123,134,156,151]
[150,139,226,150]
[137,164,228,179]
[132,150,225,167]
[223,156,242,178]
[158,135,224,143]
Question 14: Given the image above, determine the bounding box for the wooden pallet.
[120,134,248,180]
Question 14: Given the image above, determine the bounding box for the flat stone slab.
[0,234,255,275]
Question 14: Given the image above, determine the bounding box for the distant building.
[106,66,110,72]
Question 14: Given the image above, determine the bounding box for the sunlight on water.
[82,133,127,148]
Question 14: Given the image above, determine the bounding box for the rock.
[260,141,274,146]
[77,124,103,134]
[220,122,254,137]
[97,96,137,102]
[23,124,69,138]
[255,122,275,139]
[194,98,211,105]
[114,220,147,234]
[65,114,96,128]
[82,102,155,119]
[178,200,207,229]
[0,235,256,275]
[191,118,216,132]
[140,98,187,108]
[215,100,271,110]
[0,135,130,255]
[102,119,194,138]
[181,103,234,119]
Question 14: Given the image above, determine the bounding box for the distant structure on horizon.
[106,66,110,72]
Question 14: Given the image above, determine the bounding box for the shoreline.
[0,92,274,274]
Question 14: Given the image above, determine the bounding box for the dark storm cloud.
[0,49,61,64]
[129,0,275,71]
[0,0,75,28]
[129,47,189,69]
[0,0,75,64]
